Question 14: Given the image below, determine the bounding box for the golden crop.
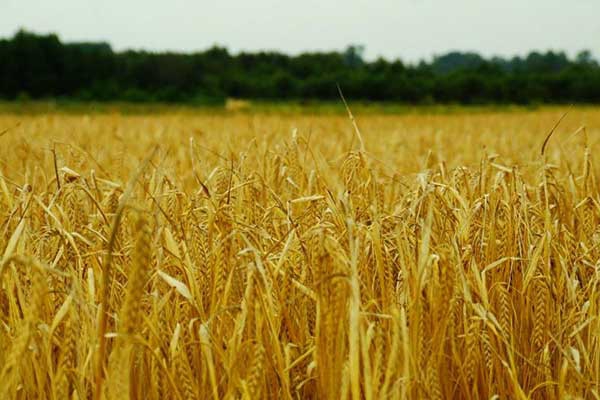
[1,107,600,399]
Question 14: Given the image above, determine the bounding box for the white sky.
[1,0,599,62]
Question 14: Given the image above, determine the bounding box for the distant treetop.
[0,30,599,104]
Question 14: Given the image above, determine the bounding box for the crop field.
[1,106,600,399]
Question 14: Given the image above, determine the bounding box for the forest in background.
[1,30,599,105]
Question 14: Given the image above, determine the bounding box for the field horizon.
[0,99,584,116]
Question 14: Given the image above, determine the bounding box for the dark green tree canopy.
[0,30,599,104]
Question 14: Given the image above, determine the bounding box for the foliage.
[1,30,599,104]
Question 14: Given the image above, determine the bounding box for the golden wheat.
[0,107,599,399]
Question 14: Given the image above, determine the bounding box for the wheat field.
[1,107,600,399]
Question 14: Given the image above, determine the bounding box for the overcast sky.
[1,0,599,62]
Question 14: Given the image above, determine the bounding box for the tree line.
[1,30,599,105]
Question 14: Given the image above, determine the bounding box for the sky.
[1,0,599,62]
